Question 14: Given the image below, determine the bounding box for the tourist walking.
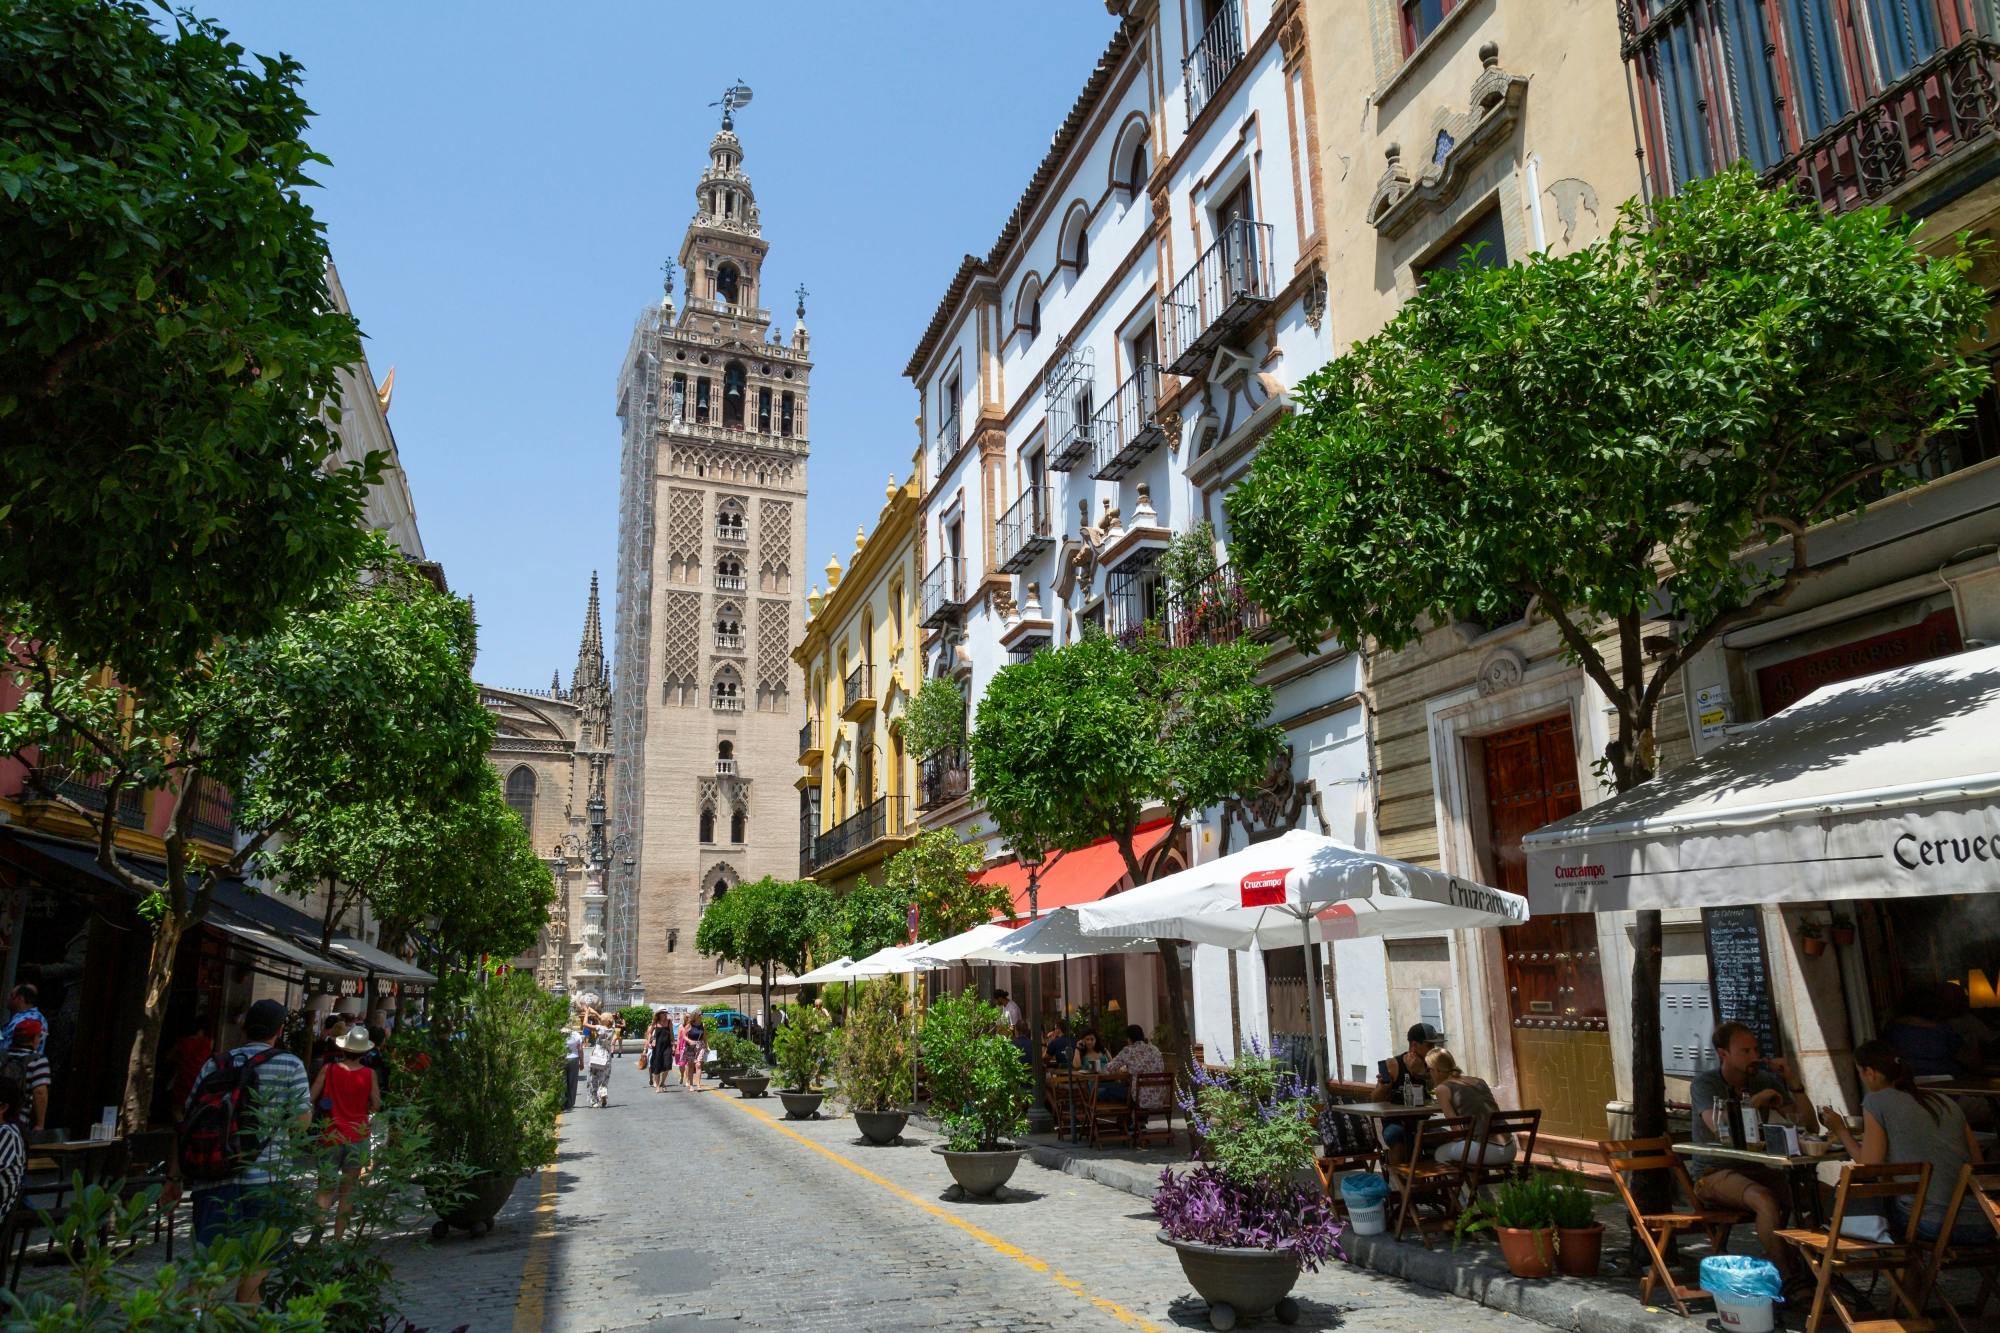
[586,1031,613,1107]
[310,1026,380,1239]
[647,1011,674,1091]
[680,1012,707,1091]
[562,1025,583,1110]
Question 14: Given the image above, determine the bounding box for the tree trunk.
[120,909,186,1132]
[1115,826,1197,1085]
[1611,705,1668,1211]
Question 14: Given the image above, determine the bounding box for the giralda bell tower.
[610,88,810,1005]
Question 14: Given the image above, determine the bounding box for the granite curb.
[1008,1130,1695,1333]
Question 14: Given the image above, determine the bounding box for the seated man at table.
[1690,1022,1815,1289]
[1371,1022,1439,1164]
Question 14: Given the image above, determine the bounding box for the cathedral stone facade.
[482,575,613,996]
[611,111,810,1005]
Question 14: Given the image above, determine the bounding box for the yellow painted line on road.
[510,1111,563,1333]
[707,1090,1161,1332]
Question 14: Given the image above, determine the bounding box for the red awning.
[975,819,1176,920]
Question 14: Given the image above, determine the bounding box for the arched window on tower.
[780,391,795,437]
[730,805,748,843]
[716,263,740,304]
[505,767,536,824]
[713,879,729,903]
[699,804,716,843]
[723,361,747,429]
[715,602,741,649]
[758,387,772,433]
[716,739,735,775]
[696,377,711,424]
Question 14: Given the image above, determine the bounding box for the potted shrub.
[710,1031,769,1096]
[920,991,1030,1197]
[1550,1173,1604,1277]
[1154,1047,1342,1330]
[774,1004,833,1119]
[1800,922,1828,957]
[417,969,564,1239]
[1830,915,1857,947]
[1456,1172,1559,1278]
[839,978,914,1145]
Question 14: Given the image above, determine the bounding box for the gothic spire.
[573,572,604,694]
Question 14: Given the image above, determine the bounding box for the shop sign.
[1695,685,1733,741]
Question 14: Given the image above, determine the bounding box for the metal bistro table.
[1672,1140,1848,1229]
[1337,1100,1441,1164]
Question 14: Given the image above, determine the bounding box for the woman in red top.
[309,1026,381,1238]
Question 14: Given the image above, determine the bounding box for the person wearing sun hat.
[309,1023,380,1239]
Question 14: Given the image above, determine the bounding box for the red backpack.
[177,1047,281,1183]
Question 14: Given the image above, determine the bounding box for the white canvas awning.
[1523,644,2000,914]
[683,972,800,994]
[906,923,1017,967]
[964,907,1167,964]
[793,956,856,985]
[849,942,939,976]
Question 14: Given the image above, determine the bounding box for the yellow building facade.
[793,470,923,894]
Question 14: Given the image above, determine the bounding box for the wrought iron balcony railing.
[27,730,145,830]
[995,486,1055,574]
[919,752,971,809]
[186,775,235,847]
[813,795,905,868]
[1161,217,1276,375]
[1163,562,1270,648]
[933,414,962,481]
[843,663,875,720]
[799,718,823,761]
[1090,367,1165,480]
[1622,0,2000,213]
[1184,1,1245,127]
[800,815,820,874]
[1049,396,1097,471]
[920,555,967,628]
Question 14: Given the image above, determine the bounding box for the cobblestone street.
[395,1075,1526,1332]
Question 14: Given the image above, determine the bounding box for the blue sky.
[188,2,1118,689]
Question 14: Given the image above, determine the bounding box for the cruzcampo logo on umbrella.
[1238,869,1288,908]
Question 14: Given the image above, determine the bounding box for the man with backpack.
[175,998,310,1304]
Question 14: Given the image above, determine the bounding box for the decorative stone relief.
[667,489,704,567]
[756,599,790,695]
[1218,746,1330,853]
[1476,645,1527,697]
[1367,43,1529,239]
[660,591,701,695]
[758,498,792,591]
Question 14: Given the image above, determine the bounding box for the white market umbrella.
[793,956,858,985]
[1074,829,1528,1083]
[851,942,940,977]
[907,923,1018,967]
[684,972,801,994]
[966,907,1163,965]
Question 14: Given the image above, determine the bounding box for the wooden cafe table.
[1673,1139,1847,1228]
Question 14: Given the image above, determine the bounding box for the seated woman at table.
[1819,1039,1985,1243]
[1071,1032,1108,1074]
[1426,1049,1515,1168]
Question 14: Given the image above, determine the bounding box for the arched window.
[1111,117,1153,195]
[723,361,746,429]
[1075,229,1089,273]
[1129,140,1149,191]
[695,377,711,423]
[713,878,729,901]
[716,262,740,304]
[699,804,716,843]
[716,556,743,590]
[716,739,735,774]
[712,666,743,710]
[505,767,536,824]
[717,501,745,542]
[1015,275,1043,341]
[730,805,748,843]
[1060,204,1091,275]
[757,386,772,432]
[715,602,741,648]
[780,391,795,437]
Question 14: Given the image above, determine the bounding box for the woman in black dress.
[646,1011,675,1091]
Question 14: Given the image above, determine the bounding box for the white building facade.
[905,0,1363,1068]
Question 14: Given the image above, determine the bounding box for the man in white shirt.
[995,989,1022,1033]
[562,1027,583,1110]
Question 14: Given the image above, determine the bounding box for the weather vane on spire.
[660,258,675,298]
[711,81,754,130]
[795,283,809,320]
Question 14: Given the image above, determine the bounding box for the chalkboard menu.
[1702,906,1781,1059]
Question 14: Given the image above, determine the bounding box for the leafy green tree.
[0,538,494,1124]
[1225,166,1989,1149]
[0,0,383,685]
[695,876,836,1022]
[878,828,1009,944]
[903,676,968,762]
[970,632,1281,1077]
[834,874,915,961]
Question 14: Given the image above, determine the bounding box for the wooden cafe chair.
[1602,1136,1751,1317]
[1388,1114,1474,1246]
[1924,1163,2000,1330]
[1778,1160,1934,1333]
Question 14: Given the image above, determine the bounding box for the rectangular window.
[1418,204,1508,281]
[696,377,711,424]
[1400,0,1455,55]
[1418,987,1447,1044]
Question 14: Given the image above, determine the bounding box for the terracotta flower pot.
[1495,1226,1556,1278]
[1831,926,1856,946]
[1801,936,1827,957]
[1556,1223,1604,1277]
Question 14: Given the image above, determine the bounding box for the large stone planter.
[1157,1232,1302,1330]
[933,1143,1026,1198]
[733,1073,771,1098]
[777,1089,825,1120]
[853,1109,910,1145]
[428,1171,523,1241]
[714,1064,746,1088]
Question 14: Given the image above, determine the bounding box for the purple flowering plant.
[1153,1040,1345,1269]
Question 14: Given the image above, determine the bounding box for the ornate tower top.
[573,571,605,694]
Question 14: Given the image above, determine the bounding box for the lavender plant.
[1155,1042,1344,1269]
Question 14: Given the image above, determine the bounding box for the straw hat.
[335,1027,375,1055]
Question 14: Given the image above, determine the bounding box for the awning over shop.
[973,819,1175,917]
[1523,643,2000,914]
[206,906,362,980]
[316,934,435,985]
